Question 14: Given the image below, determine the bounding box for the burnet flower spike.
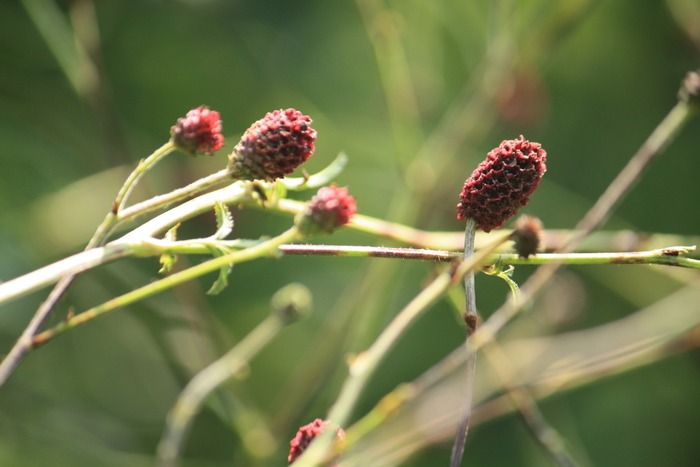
[228,108,317,181]
[457,135,547,232]
[455,135,547,325]
[170,106,225,156]
[295,185,357,237]
[450,135,546,467]
[288,419,345,465]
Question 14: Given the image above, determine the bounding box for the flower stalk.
[291,232,511,467]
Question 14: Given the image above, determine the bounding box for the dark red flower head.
[228,108,316,181]
[288,418,345,465]
[457,135,546,232]
[170,106,224,156]
[296,185,357,236]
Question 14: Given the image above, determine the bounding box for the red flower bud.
[296,185,357,236]
[511,214,543,258]
[228,108,316,181]
[170,106,224,156]
[288,418,345,465]
[457,135,546,232]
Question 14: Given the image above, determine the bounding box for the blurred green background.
[1,0,699,466]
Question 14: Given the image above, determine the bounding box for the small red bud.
[170,106,224,156]
[296,185,357,236]
[288,419,345,465]
[511,214,543,258]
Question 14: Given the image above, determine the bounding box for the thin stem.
[120,183,248,241]
[276,198,700,254]
[481,343,579,467]
[115,152,348,232]
[450,218,477,467]
[0,142,178,388]
[31,228,300,348]
[90,141,177,246]
[117,141,176,212]
[0,155,349,309]
[336,280,700,465]
[481,269,577,466]
[563,100,696,253]
[156,314,286,467]
[0,243,138,304]
[2,243,696,310]
[463,219,478,330]
[114,169,230,229]
[291,232,511,467]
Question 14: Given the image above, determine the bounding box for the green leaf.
[212,201,234,240]
[205,244,235,295]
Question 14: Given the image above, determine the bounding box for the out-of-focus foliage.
[0,1,699,466]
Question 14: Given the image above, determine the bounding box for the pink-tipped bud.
[296,185,357,236]
[457,135,547,232]
[228,108,316,181]
[170,106,224,156]
[288,419,345,465]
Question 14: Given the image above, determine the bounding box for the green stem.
[31,228,300,348]
[291,232,510,467]
[117,141,177,212]
[0,141,179,388]
[122,153,349,241]
[117,152,348,233]
[482,342,579,467]
[156,313,287,467]
[91,141,177,247]
[563,100,697,252]
[0,243,137,304]
[484,265,578,466]
[339,282,700,463]
[0,155,350,309]
[120,182,248,240]
[2,243,696,310]
[115,168,231,229]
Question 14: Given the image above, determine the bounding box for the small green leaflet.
[205,244,235,295]
[211,201,234,240]
[206,202,235,294]
[158,223,180,274]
